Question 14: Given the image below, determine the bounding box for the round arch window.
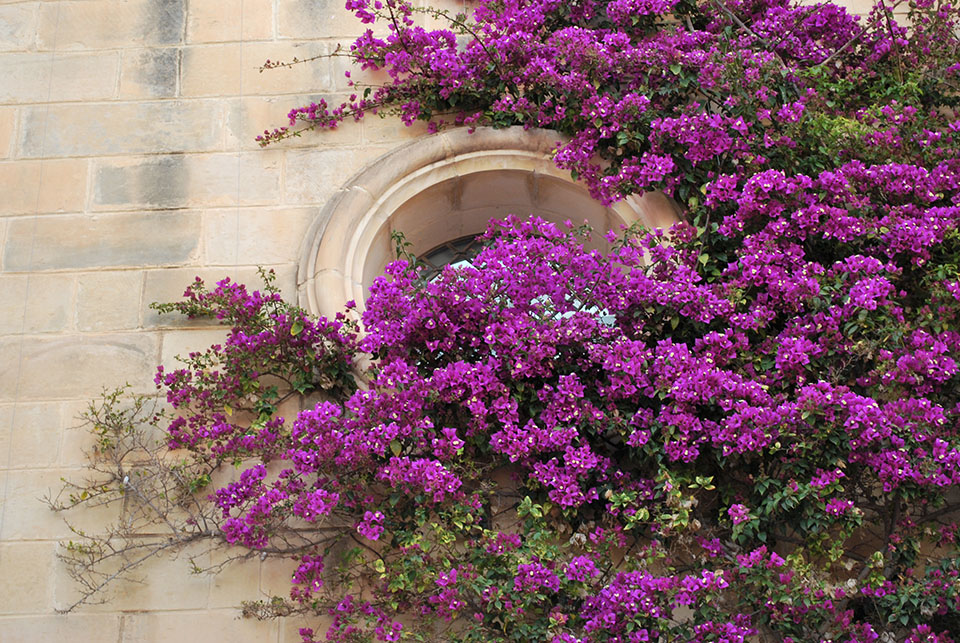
[419,234,484,282]
[297,127,680,321]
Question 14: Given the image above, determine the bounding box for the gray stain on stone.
[2,211,199,271]
[95,155,189,209]
[132,48,179,97]
[142,0,185,46]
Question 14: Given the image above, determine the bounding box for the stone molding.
[297,126,681,319]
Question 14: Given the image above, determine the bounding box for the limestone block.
[0,333,160,401]
[1,277,30,335]
[240,41,333,95]
[142,265,298,327]
[0,614,120,642]
[362,112,431,144]
[281,615,335,643]
[330,43,390,90]
[533,174,609,223]
[278,0,372,39]
[0,106,14,158]
[92,152,282,210]
[18,100,224,158]
[0,51,119,104]
[3,212,200,271]
[120,610,277,642]
[180,44,242,97]
[187,0,273,43]
[0,468,121,540]
[58,399,106,468]
[159,328,230,369]
[183,41,334,98]
[77,271,143,332]
[284,146,390,206]
[2,402,63,468]
[207,547,261,609]
[0,403,10,457]
[0,3,37,52]
[0,543,55,614]
[0,159,88,215]
[260,554,300,598]
[202,207,316,266]
[119,48,179,99]
[54,546,212,613]
[223,95,362,151]
[38,0,184,51]
[0,274,75,335]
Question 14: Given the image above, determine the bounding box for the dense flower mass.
[80,0,960,641]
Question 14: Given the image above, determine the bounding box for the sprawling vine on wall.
[55,0,960,641]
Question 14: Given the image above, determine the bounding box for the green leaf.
[291,320,305,336]
[390,440,402,457]
[669,63,682,75]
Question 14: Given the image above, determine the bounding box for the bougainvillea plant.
[55,0,960,640]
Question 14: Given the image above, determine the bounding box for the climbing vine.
[56,0,960,640]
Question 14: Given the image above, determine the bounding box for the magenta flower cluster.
[153,0,960,640]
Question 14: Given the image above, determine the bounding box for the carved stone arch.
[297,126,680,319]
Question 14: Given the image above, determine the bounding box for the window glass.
[419,234,483,281]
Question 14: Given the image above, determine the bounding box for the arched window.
[297,127,680,320]
[419,234,483,282]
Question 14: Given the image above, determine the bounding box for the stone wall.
[0,0,416,639]
[0,0,879,640]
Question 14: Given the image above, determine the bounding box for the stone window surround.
[297,126,681,320]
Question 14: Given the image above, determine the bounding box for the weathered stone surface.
[38,0,184,50]
[259,554,300,597]
[0,51,119,104]
[92,155,190,210]
[0,543,55,614]
[92,152,282,210]
[3,212,199,271]
[180,44,241,97]
[119,47,179,99]
[0,468,120,540]
[187,0,273,43]
[77,271,143,332]
[202,207,315,266]
[119,611,277,642]
[207,549,261,609]
[58,400,102,468]
[0,159,88,215]
[159,328,229,368]
[362,111,431,144]
[281,615,334,643]
[18,100,223,157]
[0,615,120,641]
[0,107,14,158]
[0,273,75,335]
[0,3,37,52]
[142,265,297,326]
[0,402,63,468]
[222,94,361,151]
[278,0,373,39]
[240,41,333,94]
[0,333,160,401]
[284,146,389,205]
[54,543,212,613]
